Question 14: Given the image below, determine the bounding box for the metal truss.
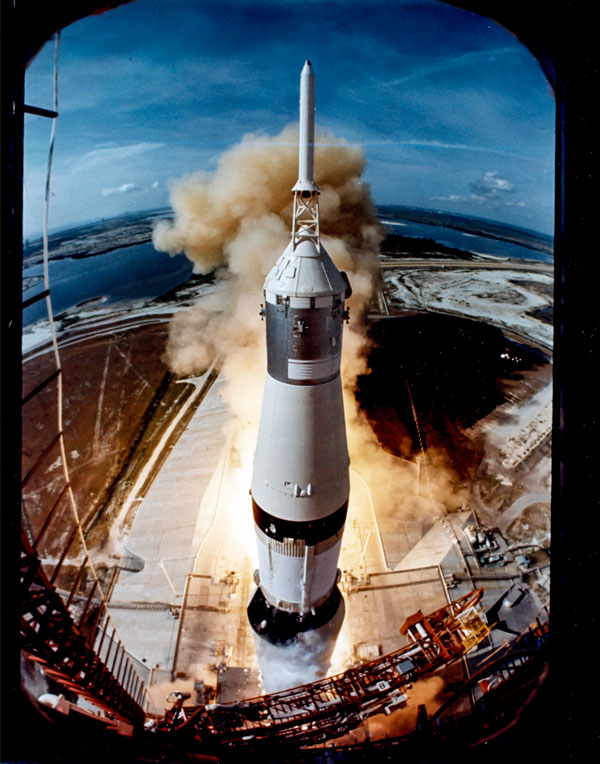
[157,589,489,749]
[21,531,146,725]
[292,190,320,246]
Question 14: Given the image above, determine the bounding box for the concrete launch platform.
[107,369,544,718]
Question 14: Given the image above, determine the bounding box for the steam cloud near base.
[254,626,342,695]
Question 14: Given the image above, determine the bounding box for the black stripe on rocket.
[252,498,348,544]
[248,584,344,645]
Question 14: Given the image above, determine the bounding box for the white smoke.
[255,629,340,694]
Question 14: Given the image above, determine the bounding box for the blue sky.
[24,0,555,238]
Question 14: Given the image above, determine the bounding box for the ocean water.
[378,207,553,264]
[22,208,553,329]
[22,242,193,327]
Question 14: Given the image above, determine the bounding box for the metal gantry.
[20,530,147,725]
[157,589,490,749]
[20,42,147,726]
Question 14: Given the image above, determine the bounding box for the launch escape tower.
[248,62,352,673]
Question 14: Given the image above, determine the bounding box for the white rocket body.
[248,62,350,664]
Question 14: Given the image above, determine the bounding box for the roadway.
[497,492,551,534]
[379,257,552,274]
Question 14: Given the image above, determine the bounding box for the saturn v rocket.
[248,62,351,679]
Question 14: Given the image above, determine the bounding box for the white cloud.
[431,172,529,215]
[469,170,516,200]
[431,194,467,202]
[101,182,140,196]
[75,142,164,172]
[398,140,533,161]
[383,47,518,89]
[101,180,163,197]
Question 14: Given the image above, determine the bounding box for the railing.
[156,590,490,749]
[21,531,146,723]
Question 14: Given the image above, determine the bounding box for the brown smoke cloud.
[153,125,383,473]
[153,125,382,381]
[153,124,466,568]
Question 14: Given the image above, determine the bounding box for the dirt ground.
[22,312,552,603]
[22,324,194,576]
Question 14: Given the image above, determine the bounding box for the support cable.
[405,379,469,572]
[405,378,432,499]
[26,32,147,713]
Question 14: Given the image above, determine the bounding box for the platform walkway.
[107,372,232,701]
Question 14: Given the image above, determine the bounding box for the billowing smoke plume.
[153,124,383,468]
[256,622,343,694]
[153,125,467,690]
[154,124,381,372]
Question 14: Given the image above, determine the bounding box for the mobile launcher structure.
[157,589,491,750]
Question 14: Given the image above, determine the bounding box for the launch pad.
[18,52,552,752]
[105,360,545,727]
[20,281,552,751]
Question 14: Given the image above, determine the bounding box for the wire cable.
[35,32,147,709]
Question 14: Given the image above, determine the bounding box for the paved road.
[379,258,552,274]
[498,492,551,533]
